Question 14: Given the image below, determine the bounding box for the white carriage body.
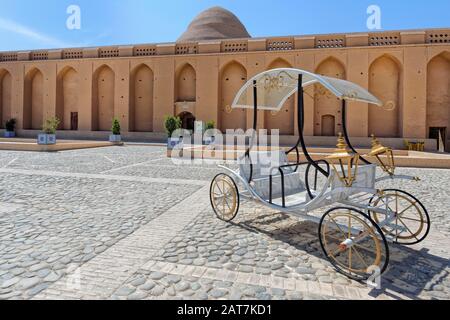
[210,68,429,280]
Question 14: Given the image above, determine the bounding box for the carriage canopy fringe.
[232,68,383,111]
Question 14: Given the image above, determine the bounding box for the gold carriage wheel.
[371,191,428,243]
[210,174,239,222]
[320,209,384,278]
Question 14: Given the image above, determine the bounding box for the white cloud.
[0,17,73,48]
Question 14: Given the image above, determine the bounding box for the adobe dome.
[178,7,251,42]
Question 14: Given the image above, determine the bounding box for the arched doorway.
[321,115,336,136]
[179,112,196,131]
[427,52,450,151]
[56,67,80,130]
[314,58,345,136]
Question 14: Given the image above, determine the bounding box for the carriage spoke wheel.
[369,189,430,245]
[210,174,240,222]
[319,207,389,281]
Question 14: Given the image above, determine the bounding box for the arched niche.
[265,58,295,135]
[92,65,115,131]
[176,64,196,102]
[24,68,44,130]
[219,61,247,131]
[369,55,402,138]
[130,64,154,132]
[0,70,12,128]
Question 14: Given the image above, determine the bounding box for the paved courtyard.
[0,145,449,300]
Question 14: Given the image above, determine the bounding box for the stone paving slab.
[0,167,201,299]
[0,168,207,186]
[112,267,340,301]
[0,146,449,300]
[33,185,210,300]
[130,260,375,300]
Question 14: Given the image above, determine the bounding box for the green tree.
[5,118,16,132]
[164,115,182,137]
[111,118,121,135]
[42,117,61,134]
[205,120,215,131]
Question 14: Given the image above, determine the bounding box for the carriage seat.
[239,151,307,201]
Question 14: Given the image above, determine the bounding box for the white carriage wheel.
[370,189,430,245]
[210,174,240,222]
[319,207,389,281]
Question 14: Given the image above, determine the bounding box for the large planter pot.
[4,131,15,138]
[109,134,122,143]
[167,137,184,158]
[167,137,183,150]
[204,136,216,145]
[38,134,56,145]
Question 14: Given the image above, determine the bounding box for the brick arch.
[130,64,154,132]
[316,56,346,74]
[267,57,292,69]
[0,69,12,129]
[265,58,295,135]
[175,63,196,102]
[426,52,450,149]
[369,53,403,72]
[92,65,115,131]
[56,66,80,130]
[369,55,402,138]
[428,50,450,63]
[24,68,44,130]
[314,57,346,136]
[218,60,247,131]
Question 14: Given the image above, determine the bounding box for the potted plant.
[109,118,122,144]
[4,118,16,138]
[38,117,60,145]
[204,120,216,145]
[164,115,182,150]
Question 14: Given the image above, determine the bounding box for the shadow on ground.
[235,212,449,300]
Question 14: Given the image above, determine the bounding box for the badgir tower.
[0,7,449,150]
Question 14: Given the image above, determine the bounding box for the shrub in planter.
[38,117,60,145]
[164,115,182,149]
[4,118,16,138]
[205,121,215,131]
[109,118,122,143]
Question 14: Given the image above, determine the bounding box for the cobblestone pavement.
[0,146,449,300]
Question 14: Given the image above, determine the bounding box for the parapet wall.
[1,29,449,62]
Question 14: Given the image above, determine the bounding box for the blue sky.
[0,0,449,51]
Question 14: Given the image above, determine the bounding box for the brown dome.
[178,7,251,42]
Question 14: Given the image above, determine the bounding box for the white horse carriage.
[209,69,431,280]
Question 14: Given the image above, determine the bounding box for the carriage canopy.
[231,68,383,111]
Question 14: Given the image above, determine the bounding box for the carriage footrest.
[271,193,308,207]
